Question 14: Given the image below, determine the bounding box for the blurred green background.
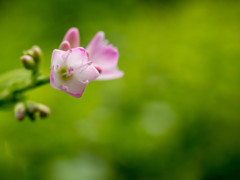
[0,0,240,179]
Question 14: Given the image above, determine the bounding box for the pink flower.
[50,47,99,98]
[59,28,123,80]
[50,28,123,98]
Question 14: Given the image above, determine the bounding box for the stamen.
[58,66,73,81]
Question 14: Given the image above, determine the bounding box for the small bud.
[24,49,34,57]
[21,55,35,69]
[14,102,26,121]
[26,102,50,121]
[23,45,42,64]
[32,45,42,60]
[26,102,39,121]
[59,40,71,51]
[26,102,38,113]
[38,104,51,118]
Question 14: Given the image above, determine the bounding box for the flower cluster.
[50,28,123,98]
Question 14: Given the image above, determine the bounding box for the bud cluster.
[14,101,50,121]
[20,45,42,70]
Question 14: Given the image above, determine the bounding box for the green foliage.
[0,0,240,179]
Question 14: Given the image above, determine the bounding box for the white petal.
[74,64,99,83]
[66,47,88,67]
[51,49,66,67]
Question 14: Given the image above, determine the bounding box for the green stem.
[14,75,50,94]
[0,75,50,106]
[31,69,38,84]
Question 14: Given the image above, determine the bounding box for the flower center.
[58,66,73,81]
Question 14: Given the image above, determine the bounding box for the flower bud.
[14,102,26,121]
[24,49,34,56]
[26,102,38,113]
[26,102,39,121]
[21,55,35,70]
[26,102,50,120]
[23,45,42,63]
[38,104,51,118]
[31,45,42,60]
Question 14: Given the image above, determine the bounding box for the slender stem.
[31,69,38,84]
[14,75,50,94]
[0,75,50,105]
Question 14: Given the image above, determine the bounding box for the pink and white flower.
[50,47,99,98]
[50,27,123,98]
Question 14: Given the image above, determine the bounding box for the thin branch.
[14,75,50,94]
[0,75,50,106]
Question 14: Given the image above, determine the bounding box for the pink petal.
[97,69,124,80]
[59,40,71,51]
[86,31,105,55]
[63,27,80,48]
[93,45,118,70]
[86,31,123,80]
[50,69,57,89]
[93,64,102,73]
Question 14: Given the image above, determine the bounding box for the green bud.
[26,102,50,121]
[26,102,39,121]
[23,45,42,64]
[14,102,26,121]
[38,104,51,118]
[31,45,42,60]
[21,55,35,70]
[24,49,34,57]
[26,102,38,113]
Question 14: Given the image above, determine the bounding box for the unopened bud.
[21,55,35,69]
[38,104,51,118]
[26,102,38,113]
[23,49,31,56]
[32,45,42,60]
[14,102,26,121]
[26,102,50,120]
[23,45,42,63]
[26,102,39,121]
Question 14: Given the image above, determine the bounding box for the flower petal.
[91,45,118,70]
[86,31,123,80]
[74,64,100,83]
[60,79,86,98]
[97,69,124,80]
[63,27,80,48]
[51,49,66,67]
[66,47,88,67]
[86,31,105,55]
